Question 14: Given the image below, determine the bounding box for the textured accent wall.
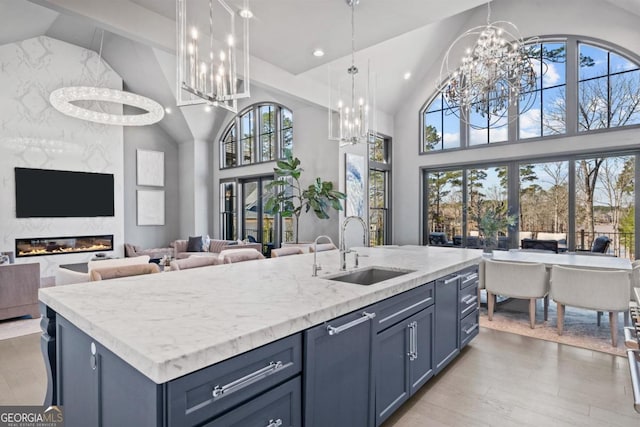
[0,36,124,278]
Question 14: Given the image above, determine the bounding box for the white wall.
[123,117,179,248]
[0,36,124,277]
[392,0,640,245]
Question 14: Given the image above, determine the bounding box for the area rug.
[479,299,627,357]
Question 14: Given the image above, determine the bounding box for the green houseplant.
[265,149,346,244]
[478,204,517,253]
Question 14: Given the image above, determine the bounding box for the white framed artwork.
[345,153,365,217]
[137,149,164,186]
[137,190,165,225]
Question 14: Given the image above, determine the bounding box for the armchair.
[485,259,549,328]
[550,265,629,346]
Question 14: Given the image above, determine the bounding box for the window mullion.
[565,37,579,135]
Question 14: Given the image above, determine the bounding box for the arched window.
[220,103,293,168]
[420,38,640,152]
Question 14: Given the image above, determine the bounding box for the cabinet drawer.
[459,266,479,290]
[204,376,301,427]
[374,282,434,333]
[459,284,478,319]
[460,309,479,348]
[168,333,302,427]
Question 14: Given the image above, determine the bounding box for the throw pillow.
[186,236,204,252]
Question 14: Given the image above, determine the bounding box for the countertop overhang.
[39,246,482,383]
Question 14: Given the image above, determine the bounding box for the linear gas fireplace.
[15,235,113,258]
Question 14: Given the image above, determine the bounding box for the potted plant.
[265,149,346,244]
[478,203,516,254]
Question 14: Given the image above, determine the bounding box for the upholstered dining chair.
[550,265,629,346]
[219,248,265,263]
[308,243,337,252]
[271,247,305,257]
[89,263,160,281]
[484,259,549,329]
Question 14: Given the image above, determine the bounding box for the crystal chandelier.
[328,0,376,145]
[438,3,539,128]
[176,0,251,113]
[50,87,164,126]
[49,30,164,126]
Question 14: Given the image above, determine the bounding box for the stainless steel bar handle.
[327,311,376,336]
[627,349,640,413]
[461,295,477,304]
[462,273,479,284]
[407,322,415,360]
[412,321,418,360]
[464,324,479,335]
[265,419,283,427]
[444,275,461,285]
[212,361,287,398]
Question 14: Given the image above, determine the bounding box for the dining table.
[490,250,632,271]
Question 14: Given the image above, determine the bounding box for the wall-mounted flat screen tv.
[15,167,114,218]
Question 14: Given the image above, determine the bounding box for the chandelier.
[328,0,376,145]
[176,0,251,113]
[49,31,164,126]
[50,87,164,126]
[438,3,540,128]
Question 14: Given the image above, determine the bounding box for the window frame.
[418,36,640,155]
[219,102,293,169]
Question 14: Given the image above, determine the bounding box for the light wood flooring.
[0,329,638,426]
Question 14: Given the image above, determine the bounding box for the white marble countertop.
[491,250,632,270]
[39,246,482,384]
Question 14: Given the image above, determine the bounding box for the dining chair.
[271,247,305,257]
[309,243,337,252]
[484,259,549,328]
[550,265,629,346]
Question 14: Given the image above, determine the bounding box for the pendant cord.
[94,29,105,85]
[487,1,491,25]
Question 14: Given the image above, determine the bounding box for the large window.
[425,155,636,258]
[220,103,293,168]
[578,43,640,131]
[369,135,392,246]
[575,155,635,257]
[220,181,237,240]
[519,42,567,139]
[420,38,640,152]
[519,161,569,240]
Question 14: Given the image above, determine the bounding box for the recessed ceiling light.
[204,105,212,112]
[403,72,412,80]
[239,8,253,19]
[165,107,172,114]
[313,49,325,57]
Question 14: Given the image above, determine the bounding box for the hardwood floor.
[384,328,638,426]
[0,329,637,426]
[0,333,46,405]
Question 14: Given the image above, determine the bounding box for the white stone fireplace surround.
[0,36,125,278]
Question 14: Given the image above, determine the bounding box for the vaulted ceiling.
[2,0,640,144]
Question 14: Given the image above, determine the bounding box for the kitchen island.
[39,245,482,426]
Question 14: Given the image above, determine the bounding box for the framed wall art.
[345,153,365,217]
[137,190,165,225]
[137,149,164,187]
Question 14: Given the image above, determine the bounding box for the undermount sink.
[328,266,414,286]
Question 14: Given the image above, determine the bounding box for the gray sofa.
[124,243,173,259]
[0,262,40,320]
[173,239,262,259]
